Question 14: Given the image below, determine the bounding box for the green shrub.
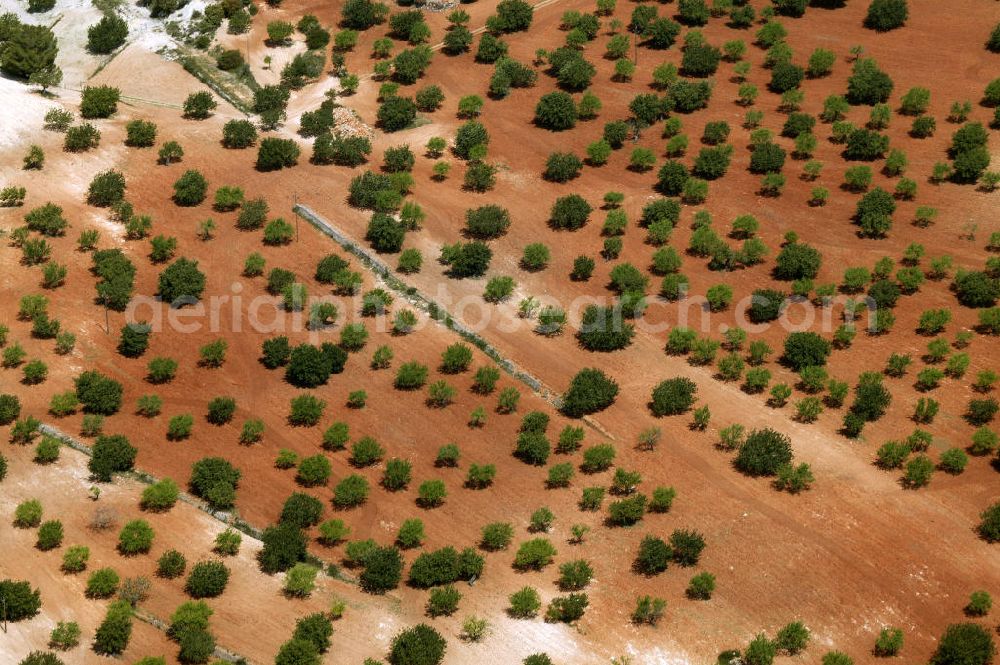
[783,332,832,370]
[417,479,447,507]
[561,368,619,417]
[35,520,63,550]
[847,58,894,105]
[93,600,133,655]
[521,243,551,271]
[908,115,936,140]
[546,593,588,623]
[213,529,241,556]
[166,414,194,441]
[631,595,667,626]
[774,621,809,655]
[87,13,128,53]
[939,448,968,474]
[608,494,646,526]
[189,457,241,509]
[118,519,154,555]
[392,518,424,549]
[350,436,385,466]
[172,169,208,206]
[48,620,82,651]
[185,560,229,598]
[86,568,120,598]
[124,119,156,148]
[158,257,206,303]
[515,432,550,466]
[296,454,332,487]
[358,545,403,593]
[75,371,124,416]
[291,612,332,655]
[0,394,21,425]
[222,119,257,148]
[183,91,217,120]
[140,478,179,512]
[14,498,43,528]
[864,0,908,31]
[395,362,429,390]
[576,305,634,351]
[33,436,60,464]
[543,152,583,182]
[480,522,514,551]
[87,170,127,207]
[507,586,542,618]
[142,358,177,387]
[154,550,185,579]
[687,572,716,599]
[204,396,236,425]
[257,138,300,171]
[333,474,370,508]
[284,562,319,597]
[60,545,89,574]
[929,623,994,665]
[529,506,554,532]
[80,85,120,119]
[735,428,792,476]
[514,538,557,569]
[465,464,496,489]
[634,535,671,575]
[136,395,163,417]
[288,394,326,426]
[650,377,696,416]
[388,624,446,665]
[872,627,905,656]
[965,590,993,617]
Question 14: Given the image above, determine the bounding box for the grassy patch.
[91,0,123,15]
[177,48,258,114]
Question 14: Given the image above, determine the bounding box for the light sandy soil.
[1,0,999,663]
[0,442,418,664]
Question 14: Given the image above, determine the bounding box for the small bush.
[60,545,89,574]
[155,550,186,579]
[36,520,64,550]
[501,587,543,623]
[140,478,179,512]
[333,474,370,508]
[735,428,792,476]
[874,627,904,656]
[14,499,43,528]
[864,0,908,31]
[48,620,81,651]
[417,479,447,507]
[514,538,557,570]
[86,568,120,598]
[117,519,154,555]
[185,560,229,598]
[481,522,514,551]
[388,624,446,665]
[93,600,133,655]
[284,562,319,597]
[650,378,696,416]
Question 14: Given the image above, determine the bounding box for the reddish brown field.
[1,0,999,663]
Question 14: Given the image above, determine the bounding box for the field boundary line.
[38,422,263,536]
[177,50,256,115]
[36,422,360,586]
[292,203,616,441]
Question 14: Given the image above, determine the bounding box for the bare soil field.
[1,0,999,663]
